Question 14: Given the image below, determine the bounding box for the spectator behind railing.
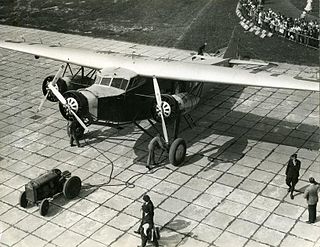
[239,0,319,49]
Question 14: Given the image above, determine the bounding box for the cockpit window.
[101,77,112,86]
[111,78,122,88]
[98,76,128,90]
[110,78,128,90]
[120,79,128,90]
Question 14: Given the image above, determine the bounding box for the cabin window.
[101,77,112,86]
[127,77,146,90]
[110,78,128,90]
[111,78,122,88]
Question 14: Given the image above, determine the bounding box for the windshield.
[99,76,128,90]
[101,77,112,86]
[111,78,128,90]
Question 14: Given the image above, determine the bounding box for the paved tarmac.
[0,24,319,247]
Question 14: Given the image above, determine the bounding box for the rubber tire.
[40,199,50,216]
[169,138,187,166]
[63,176,82,199]
[19,191,28,208]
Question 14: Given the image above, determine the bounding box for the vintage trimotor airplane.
[0,40,319,166]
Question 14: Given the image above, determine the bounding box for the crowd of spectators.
[239,0,319,49]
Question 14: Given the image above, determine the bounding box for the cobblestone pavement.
[0,25,319,247]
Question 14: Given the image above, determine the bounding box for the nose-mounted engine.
[58,90,92,125]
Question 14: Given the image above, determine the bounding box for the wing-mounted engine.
[59,90,93,125]
[42,76,68,102]
[152,93,200,122]
[172,93,200,114]
[152,94,178,122]
[42,75,95,102]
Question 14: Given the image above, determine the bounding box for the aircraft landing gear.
[169,138,186,166]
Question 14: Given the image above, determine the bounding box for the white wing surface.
[0,40,319,92]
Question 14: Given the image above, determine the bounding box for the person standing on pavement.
[69,119,84,147]
[304,177,320,223]
[285,153,301,199]
[139,204,159,247]
[146,135,166,170]
[135,194,155,234]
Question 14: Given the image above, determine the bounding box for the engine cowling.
[59,90,92,125]
[152,93,200,122]
[152,94,178,122]
[172,93,200,114]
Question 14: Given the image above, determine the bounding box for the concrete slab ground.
[0,25,319,247]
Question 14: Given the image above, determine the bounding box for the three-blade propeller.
[39,65,89,133]
[152,76,169,144]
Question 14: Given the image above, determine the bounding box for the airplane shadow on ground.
[82,83,319,171]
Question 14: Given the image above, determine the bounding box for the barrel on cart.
[19,169,81,216]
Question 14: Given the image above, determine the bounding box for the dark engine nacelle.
[152,93,200,122]
[42,76,68,102]
[42,75,95,102]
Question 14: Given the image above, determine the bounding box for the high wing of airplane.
[0,39,319,166]
[0,40,319,91]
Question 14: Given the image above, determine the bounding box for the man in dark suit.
[285,153,301,199]
[304,177,319,223]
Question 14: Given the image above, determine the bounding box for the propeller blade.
[47,83,67,105]
[69,108,89,133]
[48,83,89,133]
[152,76,169,144]
[37,91,49,112]
[51,65,65,87]
[37,65,65,112]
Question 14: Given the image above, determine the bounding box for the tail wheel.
[169,138,186,166]
[63,176,82,199]
[42,76,67,102]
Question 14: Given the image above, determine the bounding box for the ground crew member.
[285,153,301,199]
[197,42,207,56]
[135,194,154,234]
[69,119,83,147]
[137,195,159,247]
[146,134,166,170]
[304,177,319,223]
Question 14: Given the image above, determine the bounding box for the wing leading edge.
[0,40,319,92]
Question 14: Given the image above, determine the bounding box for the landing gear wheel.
[39,199,50,216]
[63,176,82,199]
[19,191,28,208]
[169,138,186,166]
